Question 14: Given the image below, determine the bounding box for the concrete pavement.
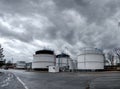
[0,69,120,89]
[0,70,26,89]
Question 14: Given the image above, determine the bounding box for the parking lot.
[0,69,120,89]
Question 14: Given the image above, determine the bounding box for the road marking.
[16,76,29,89]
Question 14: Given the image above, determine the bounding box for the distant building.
[16,61,26,69]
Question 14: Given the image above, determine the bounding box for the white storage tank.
[56,53,70,68]
[32,50,55,70]
[77,47,105,70]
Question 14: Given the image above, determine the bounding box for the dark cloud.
[54,0,120,24]
[0,0,120,61]
[0,23,33,42]
[74,0,90,6]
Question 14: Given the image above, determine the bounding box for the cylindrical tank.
[77,47,105,70]
[32,50,55,70]
[56,53,70,68]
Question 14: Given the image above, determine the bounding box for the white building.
[16,61,26,69]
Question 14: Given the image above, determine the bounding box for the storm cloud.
[0,0,120,62]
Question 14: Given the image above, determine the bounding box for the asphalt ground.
[0,69,120,89]
[0,70,25,89]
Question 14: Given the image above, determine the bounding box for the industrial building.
[77,47,105,71]
[32,49,55,70]
[30,47,120,72]
[16,61,26,69]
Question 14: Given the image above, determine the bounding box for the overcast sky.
[0,0,120,62]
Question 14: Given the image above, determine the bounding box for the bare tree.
[113,48,120,64]
[107,51,114,65]
[0,44,5,67]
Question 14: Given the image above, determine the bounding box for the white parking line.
[16,76,29,89]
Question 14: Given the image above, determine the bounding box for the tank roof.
[79,47,103,55]
[56,53,70,58]
[35,49,54,55]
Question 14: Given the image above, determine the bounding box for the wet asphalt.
[0,69,120,89]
